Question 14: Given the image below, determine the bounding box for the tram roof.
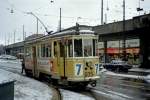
[25,25,95,43]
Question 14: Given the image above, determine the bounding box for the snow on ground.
[0,59,22,73]
[129,67,150,73]
[0,69,53,100]
[60,89,94,100]
[104,70,145,80]
[100,69,150,83]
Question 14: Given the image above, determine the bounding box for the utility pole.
[37,18,39,34]
[14,30,16,43]
[122,0,126,61]
[5,34,6,54]
[59,8,62,32]
[101,0,104,25]
[23,25,25,58]
[23,25,25,41]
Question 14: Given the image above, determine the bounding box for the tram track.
[44,82,62,100]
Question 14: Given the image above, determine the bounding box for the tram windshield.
[74,38,97,57]
[74,39,83,57]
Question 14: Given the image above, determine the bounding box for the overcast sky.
[0,0,150,45]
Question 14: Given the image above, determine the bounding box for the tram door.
[54,41,66,78]
[32,46,38,77]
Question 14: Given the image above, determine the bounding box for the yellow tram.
[24,25,100,87]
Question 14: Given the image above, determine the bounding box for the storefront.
[98,39,140,64]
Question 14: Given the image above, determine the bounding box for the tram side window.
[45,44,51,57]
[83,39,92,57]
[60,42,64,57]
[93,39,97,56]
[37,45,40,57]
[25,47,31,58]
[41,44,46,57]
[74,39,83,57]
[68,40,73,57]
[54,42,57,57]
[41,43,51,57]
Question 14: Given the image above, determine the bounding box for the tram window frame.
[60,42,64,57]
[83,39,92,57]
[68,39,73,57]
[41,44,45,57]
[54,41,57,57]
[41,43,52,58]
[37,45,40,57]
[93,39,97,56]
[74,39,83,57]
[45,43,51,57]
[25,47,32,58]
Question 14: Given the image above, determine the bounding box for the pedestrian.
[21,58,25,74]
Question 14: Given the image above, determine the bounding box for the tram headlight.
[86,61,92,67]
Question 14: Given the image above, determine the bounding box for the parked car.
[103,59,132,72]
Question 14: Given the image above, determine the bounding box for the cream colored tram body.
[24,25,100,87]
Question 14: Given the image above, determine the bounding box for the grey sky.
[0,0,150,45]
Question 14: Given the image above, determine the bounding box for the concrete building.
[93,13,150,68]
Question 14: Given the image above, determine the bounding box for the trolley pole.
[36,18,39,34]
[122,0,126,61]
[59,8,62,32]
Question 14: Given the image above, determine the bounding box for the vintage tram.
[24,25,100,87]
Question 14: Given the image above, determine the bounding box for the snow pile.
[0,69,53,100]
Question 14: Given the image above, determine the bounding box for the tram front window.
[74,39,83,57]
[83,39,92,57]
